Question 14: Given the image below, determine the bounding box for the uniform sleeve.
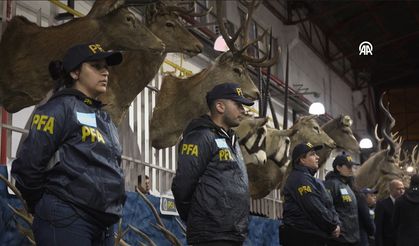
[171,131,213,222]
[293,177,340,234]
[374,200,384,246]
[11,102,67,212]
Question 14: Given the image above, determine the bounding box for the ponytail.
[48,60,75,91]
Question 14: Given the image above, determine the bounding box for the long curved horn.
[379,92,396,157]
[374,124,383,150]
[412,145,419,167]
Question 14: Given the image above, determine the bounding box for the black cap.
[332,153,359,169]
[206,83,254,106]
[360,188,378,194]
[63,43,123,72]
[292,142,323,164]
[410,174,419,187]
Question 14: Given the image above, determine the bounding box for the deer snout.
[184,43,203,56]
[151,40,166,54]
[326,139,337,149]
[244,89,260,101]
[194,43,204,54]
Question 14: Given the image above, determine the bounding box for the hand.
[331,225,340,238]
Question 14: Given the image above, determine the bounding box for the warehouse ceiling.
[270,0,419,143]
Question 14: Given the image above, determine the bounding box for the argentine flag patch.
[76,112,97,127]
[215,138,228,148]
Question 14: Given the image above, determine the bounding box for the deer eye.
[126,15,134,23]
[313,126,320,134]
[165,20,175,27]
[233,67,242,76]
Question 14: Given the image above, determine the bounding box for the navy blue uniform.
[282,164,340,245]
[172,115,249,244]
[12,89,125,227]
[324,172,360,245]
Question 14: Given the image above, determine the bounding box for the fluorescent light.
[309,102,325,115]
[359,138,373,149]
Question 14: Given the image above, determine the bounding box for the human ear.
[70,71,80,80]
[215,100,225,113]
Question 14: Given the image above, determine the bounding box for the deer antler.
[374,124,383,151]
[379,92,396,157]
[128,224,157,246]
[249,39,280,67]
[240,0,262,48]
[165,4,213,17]
[216,1,242,53]
[398,149,409,168]
[135,187,182,245]
[412,145,419,169]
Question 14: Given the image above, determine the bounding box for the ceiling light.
[359,138,373,149]
[407,166,414,173]
[309,102,325,115]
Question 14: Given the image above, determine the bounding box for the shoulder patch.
[32,114,55,134]
[298,185,312,196]
[181,144,198,157]
[340,188,349,195]
[76,112,97,127]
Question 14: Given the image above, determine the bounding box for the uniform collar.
[294,164,317,176]
[50,88,105,108]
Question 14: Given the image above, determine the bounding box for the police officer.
[325,153,360,246]
[281,143,341,246]
[172,83,253,246]
[12,43,125,246]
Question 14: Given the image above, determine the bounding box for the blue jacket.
[324,172,360,244]
[12,89,125,226]
[283,164,340,239]
[172,115,249,244]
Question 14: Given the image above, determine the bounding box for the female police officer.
[281,143,341,246]
[324,153,360,246]
[12,43,125,246]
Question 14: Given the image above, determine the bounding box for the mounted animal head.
[216,0,279,69]
[355,92,403,200]
[145,1,208,55]
[286,115,336,153]
[316,115,359,166]
[235,116,291,198]
[322,115,359,153]
[0,0,164,113]
[99,1,209,124]
[150,0,280,149]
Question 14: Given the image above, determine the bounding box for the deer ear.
[88,0,125,18]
